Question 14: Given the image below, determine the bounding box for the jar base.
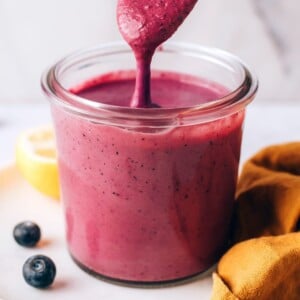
[70,253,216,288]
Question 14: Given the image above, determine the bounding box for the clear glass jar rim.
[41,41,258,124]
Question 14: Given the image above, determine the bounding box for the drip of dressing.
[117,0,198,108]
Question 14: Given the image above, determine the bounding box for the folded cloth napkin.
[211,143,300,300]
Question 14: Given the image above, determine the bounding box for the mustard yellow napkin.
[212,143,300,300]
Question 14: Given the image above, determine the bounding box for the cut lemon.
[15,126,60,199]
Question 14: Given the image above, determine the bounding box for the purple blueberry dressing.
[53,72,245,282]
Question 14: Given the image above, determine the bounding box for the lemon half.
[15,126,60,199]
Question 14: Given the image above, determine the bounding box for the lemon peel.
[15,126,60,199]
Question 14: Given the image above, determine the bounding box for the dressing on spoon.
[117,0,198,108]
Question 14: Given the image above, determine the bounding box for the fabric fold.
[212,233,300,300]
[211,143,300,299]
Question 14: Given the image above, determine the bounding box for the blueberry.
[23,255,56,288]
[13,221,41,247]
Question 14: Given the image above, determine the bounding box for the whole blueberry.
[23,255,56,288]
[13,221,41,247]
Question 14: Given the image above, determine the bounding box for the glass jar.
[42,42,258,286]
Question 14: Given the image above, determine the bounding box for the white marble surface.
[0,0,299,104]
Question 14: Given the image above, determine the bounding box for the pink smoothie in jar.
[42,43,257,284]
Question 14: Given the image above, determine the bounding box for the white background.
[0,0,299,104]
